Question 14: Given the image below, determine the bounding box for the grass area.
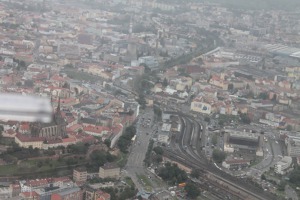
[124,176,135,188]
[0,157,86,177]
[250,157,263,167]
[117,153,128,168]
[137,174,153,192]
[218,114,239,126]
[63,69,99,83]
[0,138,14,146]
[0,164,19,176]
[275,190,286,199]
[152,176,164,187]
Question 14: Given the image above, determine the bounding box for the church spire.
[57,97,61,112]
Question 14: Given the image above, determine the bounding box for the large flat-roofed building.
[264,44,300,59]
[50,187,83,200]
[99,163,120,179]
[223,130,263,156]
[286,134,300,157]
[275,156,293,175]
[73,167,87,182]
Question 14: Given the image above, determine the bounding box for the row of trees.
[185,182,201,199]
[103,186,136,200]
[158,162,188,185]
[144,144,164,167]
[158,163,201,199]
[67,142,89,154]
[87,150,117,171]
[289,167,300,186]
[212,149,227,163]
[117,126,136,153]
[153,105,162,121]
[144,140,154,167]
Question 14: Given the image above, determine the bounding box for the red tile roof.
[15,133,45,142]
[184,65,205,74]
[95,190,111,200]
[83,125,111,134]
[20,123,30,131]
[62,137,76,143]
[50,74,68,82]
[51,193,62,200]
[20,191,39,197]
[27,179,48,187]
[67,124,82,132]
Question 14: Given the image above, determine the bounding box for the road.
[245,131,283,179]
[125,108,163,193]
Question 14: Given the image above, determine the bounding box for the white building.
[161,123,171,132]
[138,56,159,68]
[274,156,292,175]
[190,101,212,115]
[158,131,170,144]
[286,135,300,157]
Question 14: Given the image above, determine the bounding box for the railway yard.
[161,112,277,200]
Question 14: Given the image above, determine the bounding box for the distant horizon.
[156,0,300,11]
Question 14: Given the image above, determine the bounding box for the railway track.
[163,113,276,200]
[163,149,245,199]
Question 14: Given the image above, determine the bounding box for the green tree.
[289,168,300,185]
[212,149,226,163]
[185,182,200,199]
[190,169,201,179]
[258,92,268,100]
[37,160,43,168]
[144,140,154,166]
[287,125,293,131]
[162,78,168,87]
[104,139,111,148]
[19,60,26,68]
[67,143,89,154]
[158,162,188,185]
[64,63,74,68]
[119,186,136,200]
[117,126,136,153]
[204,116,210,123]
[153,105,162,121]
[0,125,3,140]
[211,134,218,146]
[89,150,116,169]
[277,181,286,191]
[153,146,163,155]
[62,82,70,89]
[137,94,146,109]
[153,154,163,163]
[240,113,251,124]
[246,90,255,98]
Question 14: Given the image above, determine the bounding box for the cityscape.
[0,0,299,200]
